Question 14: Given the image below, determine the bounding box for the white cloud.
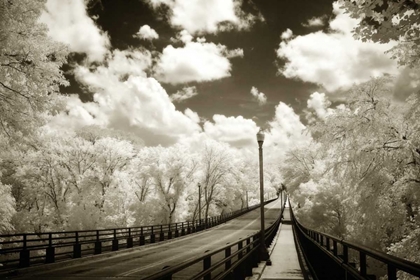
[107,49,152,77]
[147,0,262,34]
[276,2,398,92]
[250,87,267,105]
[170,86,198,102]
[39,0,110,62]
[264,102,311,159]
[225,48,244,58]
[184,108,200,123]
[49,49,202,146]
[154,33,242,84]
[134,25,159,40]
[281,29,293,40]
[302,16,325,27]
[203,115,259,147]
[307,92,334,119]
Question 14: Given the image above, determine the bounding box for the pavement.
[259,202,304,280]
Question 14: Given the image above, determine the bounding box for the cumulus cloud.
[106,49,153,76]
[302,16,325,27]
[146,0,262,34]
[250,87,267,105]
[264,102,311,159]
[307,92,334,119]
[170,86,198,102]
[203,115,259,147]
[39,0,110,62]
[280,29,293,40]
[184,108,201,123]
[133,25,159,40]
[49,49,202,146]
[276,2,398,92]
[154,32,243,84]
[225,48,244,58]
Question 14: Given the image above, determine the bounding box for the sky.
[39,0,420,153]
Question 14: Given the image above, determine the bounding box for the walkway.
[260,201,304,280]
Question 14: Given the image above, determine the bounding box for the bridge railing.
[0,198,276,270]
[142,197,287,280]
[290,205,420,280]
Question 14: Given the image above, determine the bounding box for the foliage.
[0,180,16,234]
[341,0,420,67]
[284,77,420,270]
[0,0,69,136]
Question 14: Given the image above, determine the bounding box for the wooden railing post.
[245,238,253,276]
[181,222,185,236]
[150,226,155,243]
[139,227,145,246]
[95,230,102,254]
[45,233,55,263]
[333,240,338,256]
[73,231,82,258]
[238,241,243,260]
[112,229,118,251]
[175,223,179,238]
[203,255,211,280]
[360,252,367,277]
[168,224,172,240]
[19,234,30,268]
[225,247,231,270]
[388,264,397,280]
[160,225,165,242]
[343,245,348,264]
[127,228,133,248]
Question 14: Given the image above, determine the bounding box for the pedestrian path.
[260,203,304,280]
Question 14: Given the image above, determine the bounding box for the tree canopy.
[341,0,420,67]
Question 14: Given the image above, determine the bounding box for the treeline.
[1,127,279,233]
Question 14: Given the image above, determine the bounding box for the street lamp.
[198,183,201,229]
[257,130,270,262]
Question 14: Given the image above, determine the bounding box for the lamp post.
[280,186,283,209]
[198,183,201,228]
[257,130,270,262]
[246,190,249,208]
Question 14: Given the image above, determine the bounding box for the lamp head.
[256,130,265,144]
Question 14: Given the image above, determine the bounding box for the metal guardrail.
[0,199,276,270]
[142,198,287,280]
[290,205,420,280]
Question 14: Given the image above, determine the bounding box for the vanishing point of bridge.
[1,197,420,280]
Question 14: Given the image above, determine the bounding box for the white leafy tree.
[0,0,68,136]
[283,78,420,268]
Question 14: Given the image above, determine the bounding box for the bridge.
[1,197,420,280]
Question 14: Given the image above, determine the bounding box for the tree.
[199,140,233,220]
[0,180,16,235]
[284,77,420,261]
[0,0,69,136]
[146,144,198,224]
[341,0,420,67]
